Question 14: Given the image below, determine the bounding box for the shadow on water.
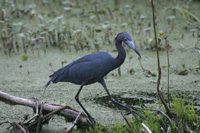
[90,92,156,111]
[84,90,200,113]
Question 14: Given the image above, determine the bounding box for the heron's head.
[116,32,141,57]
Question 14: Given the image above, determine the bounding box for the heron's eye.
[124,38,128,41]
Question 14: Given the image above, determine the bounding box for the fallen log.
[0,91,92,130]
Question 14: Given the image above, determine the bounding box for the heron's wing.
[50,52,114,84]
[68,59,104,83]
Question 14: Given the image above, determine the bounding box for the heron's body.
[48,52,119,85]
[45,32,144,127]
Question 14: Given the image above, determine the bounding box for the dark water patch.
[136,91,157,98]
[170,90,199,103]
[89,93,155,111]
[83,90,200,114]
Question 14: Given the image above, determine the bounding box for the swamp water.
[0,0,200,132]
[0,48,199,131]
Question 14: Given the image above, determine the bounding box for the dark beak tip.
[134,49,141,58]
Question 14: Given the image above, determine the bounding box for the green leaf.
[62,60,68,64]
[22,56,29,61]
[178,70,188,75]
[162,66,167,68]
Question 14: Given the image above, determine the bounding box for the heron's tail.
[45,80,51,88]
[43,80,51,96]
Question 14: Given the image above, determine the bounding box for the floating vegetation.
[0,0,200,132]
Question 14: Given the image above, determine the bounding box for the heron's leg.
[99,78,145,120]
[75,83,96,127]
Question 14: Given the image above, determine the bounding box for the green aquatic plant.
[164,5,200,26]
[72,97,200,132]
[178,64,188,75]
[22,55,30,74]
[170,96,199,131]
[61,60,68,67]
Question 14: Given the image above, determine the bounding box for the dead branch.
[141,123,152,133]
[121,112,135,133]
[65,112,82,133]
[135,106,180,133]
[0,91,91,130]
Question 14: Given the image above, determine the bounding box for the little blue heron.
[45,32,145,127]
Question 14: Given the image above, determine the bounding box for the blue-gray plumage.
[45,32,145,127]
[47,52,115,85]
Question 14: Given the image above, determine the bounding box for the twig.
[65,112,82,133]
[139,60,152,73]
[0,121,12,129]
[160,127,165,133]
[13,122,27,133]
[198,50,200,68]
[0,121,29,133]
[27,104,80,128]
[25,114,39,124]
[36,103,43,133]
[135,106,180,133]
[166,42,170,108]
[42,104,77,120]
[151,0,171,115]
[0,121,9,126]
[141,123,152,133]
[34,97,39,114]
[167,127,170,133]
[25,98,39,124]
[154,109,172,122]
[48,102,80,113]
[19,123,29,133]
[154,110,180,133]
[121,112,135,133]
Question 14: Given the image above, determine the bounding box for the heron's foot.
[88,115,96,128]
[126,109,146,120]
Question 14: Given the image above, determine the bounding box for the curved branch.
[0,91,91,129]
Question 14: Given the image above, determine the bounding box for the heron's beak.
[125,40,141,57]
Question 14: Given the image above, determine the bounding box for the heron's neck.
[114,40,126,68]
